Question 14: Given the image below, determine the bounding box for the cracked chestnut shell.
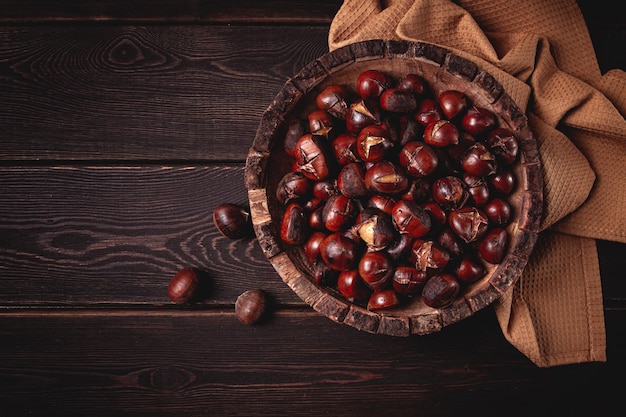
[276,170,312,205]
[316,84,349,119]
[392,265,427,296]
[356,210,397,251]
[432,175,469,211]
[399,141,438,178]
[448,206,489,243]
[365,160,409,195]
[357,124,393,163]
[391,200,432,238]
[358,251,394,291]
[345,99,380,134]
[424,120,459,148]
[422,273,461,308]
[322,194,358,232]
[295,133,335,181]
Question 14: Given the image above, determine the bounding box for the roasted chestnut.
[213,203,253,239]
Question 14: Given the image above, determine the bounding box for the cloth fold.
[329,0,626,367]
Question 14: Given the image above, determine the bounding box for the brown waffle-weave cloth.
[329,0,626,367]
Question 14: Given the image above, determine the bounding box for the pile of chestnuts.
[275,69,519,311]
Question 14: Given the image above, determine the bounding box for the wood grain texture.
[0,309,623,417]
[0,0,343,24]
[0,25,329,161]
[0,166,300,306]
[1,165,622,309]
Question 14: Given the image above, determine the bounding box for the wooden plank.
[0,309,623,416]
[0,25,329,161]
[0,165,301,306]
[0,0,342,24]
[1,165,625,308]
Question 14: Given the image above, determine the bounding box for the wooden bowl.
[245,40,543,336]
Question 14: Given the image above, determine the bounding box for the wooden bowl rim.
[245,39,543,336]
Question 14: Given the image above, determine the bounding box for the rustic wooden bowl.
[245,40,543,336]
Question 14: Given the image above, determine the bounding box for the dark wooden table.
[1,1,624,416]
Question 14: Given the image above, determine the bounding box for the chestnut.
[276,170,312,205]
[356,210,397,251]
[399,141,438,178]
[319,232,360,271]
[307,108,335,139]
[356,124,393,163]
[303,231,328,262]
[461,142,498,177]
[461,106,497,137]
[397,73,427,97]
[322,194,358,232]
[337,269,371,302]
[213,203,253,239]
[414,98,441,127]
[316,84,349,119]
[168,267,201,304]
[486,127,519,165]
[345,99,380,134]
[367,288,400,310]
[437,90,468,120]
[448,206,490,243]
[365,160,409,195]
[392,265,427,296]
[235,289,267,325]
[312,179,339,201]
[391,200,432,238]
[432,175,469,210]
[337,162,368,199]
[478,227,509,264]
[490,169,516,195]
[422,273,461,308]
[295,133,335,181]
[379,87,417,113]
[280,202,309,245]
[462,173,490,207]
[436,228,465,259]
[356,69,391,99]
[412,240,450,274]
[358,251,394,291]
[309,206,325,231]
[454,255,486,283]
[423,120,459,147]
[484,198,512,226]
[332,133,361,166]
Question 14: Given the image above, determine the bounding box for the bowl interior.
[245,40,542,336]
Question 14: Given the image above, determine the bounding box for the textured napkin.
[329,0,626,367]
